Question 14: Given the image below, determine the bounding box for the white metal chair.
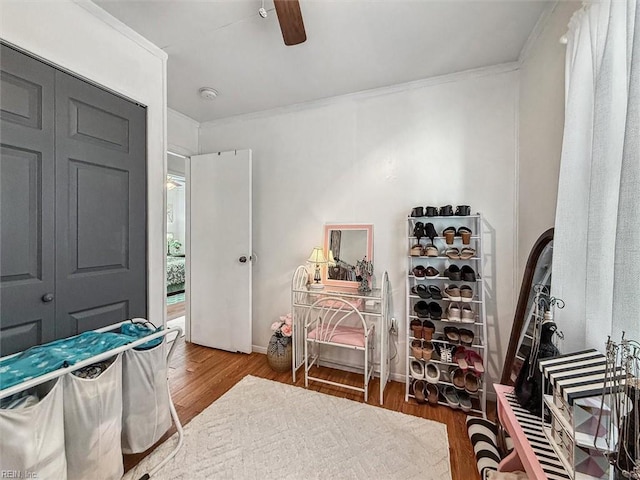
[303,296,375,401]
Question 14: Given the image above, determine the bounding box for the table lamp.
[307,247,328,290]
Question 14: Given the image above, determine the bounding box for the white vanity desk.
[290,269,391,404]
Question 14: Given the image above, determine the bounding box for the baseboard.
[252,344,267,355]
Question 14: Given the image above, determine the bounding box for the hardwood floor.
[166,300,185,320]
[125,340,493,479]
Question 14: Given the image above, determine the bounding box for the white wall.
[199,66,519,383]
[517,1,580,277]
[167,186,186,248]
[0,0,167,324]
[168,108,199,156]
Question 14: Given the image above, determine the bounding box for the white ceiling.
[96,0,549,123]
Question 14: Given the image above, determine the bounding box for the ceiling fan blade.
[273,0,307,46]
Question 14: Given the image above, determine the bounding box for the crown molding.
[73,0,168,61]
[200,61,520,128]
[168,108,201,129]
[518,1,559,65]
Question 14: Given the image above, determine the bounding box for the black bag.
[515,320,560,416]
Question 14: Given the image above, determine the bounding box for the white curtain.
[552,0,639,352]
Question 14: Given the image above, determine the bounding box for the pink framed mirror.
[323,224,373,289]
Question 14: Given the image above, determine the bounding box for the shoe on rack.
[422,341,434,361]
[459,328,474,347]
[444,285,461,302]
[411,206,424,217]
[411,284,430,299]
[428,302,443,320]
[461,304,475,323]
[460,285,474,302]
[426,383,439,405]
[413,379,427,404]
[443,386,460,409]
[457,226,472,245]
[459,247,476,260]
[422,320,436,341]
[455,205,471,216]
[465,350,485,374]
[458,392,472,412]
[414,300,430,319]
[410,244,423,256]
[439,205,454,216]
[425,206,438,217]
[461,265,476,282]
[428,285,443,300]
[452,367,466,390]
[410,319,424,339]
[412,265,426,278]
[444,265,461,281]
[425,266,440,278]
[465,371,480,395]
[425,222,438,243]
[411,339,423,359]
[425,361,440,384]
[424,245,439,257]
[410,360,425,380]
[413,222,425,241]
[444,326,460,343]
[445,247,460,260]
[446,302,461,322]
[443,226,456,244]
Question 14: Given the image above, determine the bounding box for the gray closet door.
[54,71,147,338]
[0,45,56,355]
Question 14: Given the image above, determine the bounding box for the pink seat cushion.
[307,325,367,347]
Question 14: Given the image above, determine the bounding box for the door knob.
[42,293,54,303]
[238,256,247,263]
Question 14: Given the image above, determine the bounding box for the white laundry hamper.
[63,354,123,480]
[121,340,171,454]
[0,378,67,479]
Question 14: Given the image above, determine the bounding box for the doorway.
[166,152,186,334]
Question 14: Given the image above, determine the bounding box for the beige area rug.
[123,376,451,480]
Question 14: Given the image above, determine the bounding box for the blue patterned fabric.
[0,323,162,390]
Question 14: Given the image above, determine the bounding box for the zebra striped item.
[466,417,501,480]
[539,349,623,405]
[503,390,571,480]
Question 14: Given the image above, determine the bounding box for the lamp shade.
[327,250,336,267]
[307,247,327,264]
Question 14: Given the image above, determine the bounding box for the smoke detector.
[198,87,219,100]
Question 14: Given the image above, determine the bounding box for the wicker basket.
[267,335,292,373]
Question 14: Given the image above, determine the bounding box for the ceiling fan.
[272,0,307,46]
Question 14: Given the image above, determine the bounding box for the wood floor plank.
[124,340,492,480]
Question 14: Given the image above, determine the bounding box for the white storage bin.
[63,354,123,480]
[121,341,171,453]
[0,378,67,479]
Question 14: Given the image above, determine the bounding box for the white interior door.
[187,150,252,353]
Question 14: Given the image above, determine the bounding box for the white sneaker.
[410,359,425,380]
[461,305,475,324]
[447,302,461,322]
[425,361,441,384]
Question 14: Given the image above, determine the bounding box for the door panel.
[0,45,56,355]
[189,150,252,353]
[55,70,147,338]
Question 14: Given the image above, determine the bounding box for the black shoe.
[414,300,430,318]
[428,302,443,320]
[425,206,438,217]
[413,221,425,240]
[425,222,438,243]
[461,265,477,282]
[439,205,453,216]
[411,206,424,217]
[455,205,471,216]
[428,285,443,300]
[411,284,431,299]
[444,265,462,281]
